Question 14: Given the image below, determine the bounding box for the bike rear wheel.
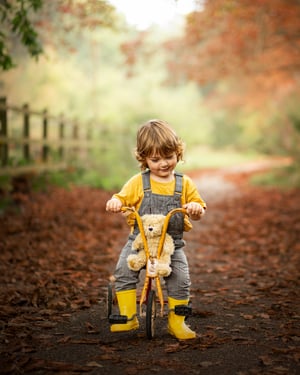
[146,290,156,339]
[107,282,113,319]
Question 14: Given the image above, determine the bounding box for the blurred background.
[1,0,299,189]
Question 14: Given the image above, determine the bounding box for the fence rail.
[0,97,99,176]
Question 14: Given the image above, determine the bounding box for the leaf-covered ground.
[0,164,299,374]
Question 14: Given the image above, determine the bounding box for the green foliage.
[0,174,11,191]
[0,31,14,70]
[250,163,300,189]
[0,175,14,214]
[291,115,300,133]
[0,0,118,71]
[287,94,300,135]
[0,0,43,70]
[28,165,137,192]
[27,169,102,191]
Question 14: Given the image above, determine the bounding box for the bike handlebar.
[121,206,187,216]
[121,207,187,259]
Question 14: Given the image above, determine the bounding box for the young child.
[106,119,206,340]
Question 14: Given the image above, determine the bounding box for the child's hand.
[106,198,122,213]
[183,202,205,220]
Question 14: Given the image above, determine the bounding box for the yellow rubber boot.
[110,289,139,332]
[168,297,196,340]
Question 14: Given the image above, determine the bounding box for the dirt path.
[0,159,299,375]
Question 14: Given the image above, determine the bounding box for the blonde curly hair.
[135,119,185,170]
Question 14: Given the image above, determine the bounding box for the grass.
[250,164,300,189]
[30,168,108,191]
[179,146,261,171]
[180,146,300,189]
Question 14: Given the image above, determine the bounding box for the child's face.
[146,152,178,179]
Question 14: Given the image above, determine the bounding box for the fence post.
[42,109,48,162]
[23,103,30,161]
[59,114,64,159]
[86,122,93,159]
[73,120,78,160]
[0,97,8,166]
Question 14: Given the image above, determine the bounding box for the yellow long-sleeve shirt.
[112,172,206,231]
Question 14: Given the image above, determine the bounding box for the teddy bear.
[127,214,175,277]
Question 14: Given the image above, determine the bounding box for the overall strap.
[141,170,151,192]
[174,172,183,196]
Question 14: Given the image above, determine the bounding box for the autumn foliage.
[165,0,300,108]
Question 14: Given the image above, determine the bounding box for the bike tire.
[146,290,156,339]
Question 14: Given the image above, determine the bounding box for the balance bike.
[107,207,192,339]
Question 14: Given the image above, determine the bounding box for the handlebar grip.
[121,206,135,213]
[121,206,187,215]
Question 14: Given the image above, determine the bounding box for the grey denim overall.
[114,170,191,300]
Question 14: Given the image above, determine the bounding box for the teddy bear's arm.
[127,250,146,271]
[162,234,175,255]
[132,234,144,251]
[156,234,175,277]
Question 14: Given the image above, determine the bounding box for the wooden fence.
[0,97,99,176]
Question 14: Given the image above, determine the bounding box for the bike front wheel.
[146,290,157,339]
